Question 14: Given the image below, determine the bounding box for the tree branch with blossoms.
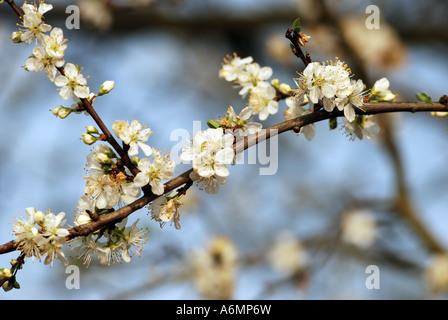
[0,0,448,292]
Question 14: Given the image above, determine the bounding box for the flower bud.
[0,268,12,279]
[279,83,292,94]
[82,133,98,145]
[97,80,115,96]
[50,106,72,119]
[95,152,112,165]
[86,125,99,134]
[10,31,23,43]
[51,106,62,117]
[431,111,448,118]
[2,280,14,292]
[131,156,140,166]
[33,210,45,226]
[207,119,221,129]
[270,78,280,88]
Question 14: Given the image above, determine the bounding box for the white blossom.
[71,234,102,267]
[112,120,153,156]
[42,27,67,59]
[189,237,238,300]
[219,54,253,82]
[344,115,380,140]
[119,220,148,263]
[267,232,308,276]
[133,149,176,195]
[149,195,183,229]
[248,81,279,121]
[189,170,227,194]
[12,207,69,266]
[54,63,90,100]
[341,209,377,249]
[19,3,53,44]
[24,45,64,82]
[12,208,41,260]
[223,106,262,135]
[370,77,396,101]
[84,171,141,209]
[336,79,366,122]
[284,96,316,141]
[237,62,273,97]
[294,59,367,122]
[181,128,235,180]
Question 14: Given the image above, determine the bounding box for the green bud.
[13,281,20,289]
[270,78,280,88]
[416,92,432,102]
[292,18,301,34]
[207,119,222,129]
[329,117,337,130]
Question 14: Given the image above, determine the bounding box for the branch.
[378,114,446,254]
[1,100,446,255]
[4,0,22,19]
[80,96,140,177]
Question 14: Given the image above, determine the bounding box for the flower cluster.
[267,231,308,277]
[83,144,141,209]
[72,218,148,267]
[219,53,278,121]
[181,128,235,194]
[12,3,91,100]
[283,96,316,141]
[12,207,69,267]
[294,59,365,123]
[189,237,238,300]
[215,106,263,136]
[149,192,183,229]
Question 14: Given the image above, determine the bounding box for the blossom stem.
[285,28,311,67]
[79,96,140,177]
[4,0,23,19]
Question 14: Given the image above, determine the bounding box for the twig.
[378,114,446,254]
[4,0,22,19]
[285,28,311,67]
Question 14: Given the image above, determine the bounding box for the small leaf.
[292,18,301,34]
[416,92,432,102]
[207,119,221,129]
